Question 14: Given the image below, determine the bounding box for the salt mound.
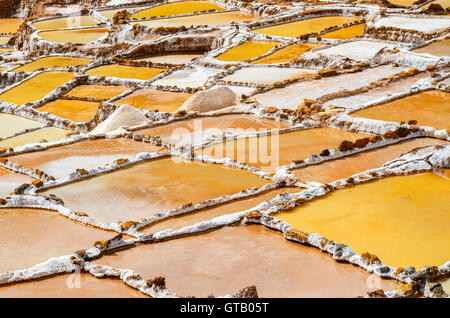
[177,86,239,114]
[90,105,149,134]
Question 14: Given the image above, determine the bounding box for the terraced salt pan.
[252,43,322,64]
[6,137,161,179]
[323,72,430,110]
[387,0,416,6]
[32,16,101,30]
[373,16,450,33]
[0,71,74,105]
[293,138,448,184]
[0,274,147,298]
[12,56,93,73]
[0,114,44,138]
[412,39,450,57]
[97,225,397,297]
[37,99,100,123]
[277,171,450,269]
[216,40,281,62]
[130,1,226,19]
[254,65,405,109]
[152,67,221,88]
[137,53,203,64]
[64,84,129,101]
[251,16,362,38]
[142,187,301,234]
[40,158,268,223]
[0,208,116,273]
[0,168,32,197]
[0,127,70,149]
[133,11,257,28]
[38,28,109,44]
[136,114,290,146]
[197,127,368,174]
[0,18,23,33]
[315,41,391,62]
[223,67,313,85]
[114,89,192,112]
[320,23,366,40]
[86,64,166,81]
[351,90,450,130]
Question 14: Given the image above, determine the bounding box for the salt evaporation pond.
[37,99,100,122]
[130,1,226,19]
[0,208,117,273]
[197,127,368,174]
[38,28,108,44]
[0,114,44,138]
[223,67,313,85]
[293,138,448,184]
[412,39,450,57]
[277,171,450,269]
[12,56,93,72]
[0,71,74,105]
[114,89,192,112]
[216,40,280,62]
[97,225,397,297]
[6,137,161,179]
[351,90,450,130]
[136,114,290,146]
[64,84,129,101]
[251,16,362,38]
[141,187,301,234]
[40,158,269,223]
[0,18,23,33]
[0,167,32,197]
[0,274,147,298]
[85,64,166,80]
[252,43,322,64]
[0,127,70,149]
[32,16,101,30]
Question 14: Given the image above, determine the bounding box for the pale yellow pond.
[216,40,280,62]
[33,16,101,30]
[37,99,100,122]
[0,48,15,54]
[131,1,226,19]
[251,16,362,38]
[0,71,74,105]
[39,28,108,44]
[0,127,70,148]
[12,56,93,72]
[0,18,23,33]
[114,88,192,112]
[0,114,44,139]
[252,43,322,64]
[85,64,165,80]
[64,84,129,101]
[277,171,450,269]
[133,11,257,28]
[351,90,450,130]
[320,23,366,40]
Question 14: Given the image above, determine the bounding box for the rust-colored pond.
[0,274,147,298]
[64,84,129,101]
[40,158,269,223]
[351,90,450,130]
[37,99,100,122]
[277,171,450,269]
[293,138,448,184]
[0,208,116,273]
[114,89,192,112]
[96,225,397,297]
[141,187,302,234]
[197,127,368,174]
[135,114,290,146]
[0,167,32,197]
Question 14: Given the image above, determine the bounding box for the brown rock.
[147,276,166,289]
[318,69,337,77]
[383,130,399,139]
[94,239,109,249]
[76,168,89,176]
[354,137,370,148]
[367,289,386,298]
[361,252,381,265]
[244,211,262,220]
[395,282,415,296]
[115,158,129,165]
[338,140,355,152]
[285,228,309,243]
[235,285,258,298]
[121,221,139,231]
[0,198,6,205]
[31,179,44,188]
[394,127,409,138]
